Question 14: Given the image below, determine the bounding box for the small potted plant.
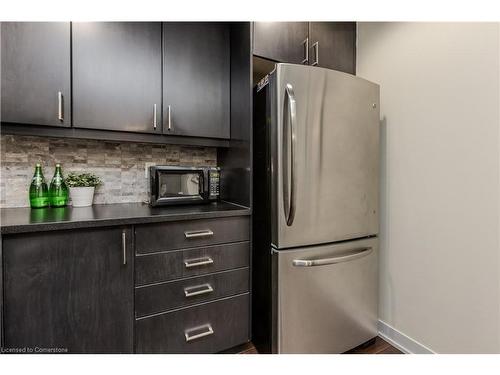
[66,172,102,207]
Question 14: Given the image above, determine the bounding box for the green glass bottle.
[49,164,69,207]
[29,163,49,208]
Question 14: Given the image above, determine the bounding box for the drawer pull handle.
[184,257,214,268]
[184,283,214,297]
[184,229,214,239]
[185,323,214,342]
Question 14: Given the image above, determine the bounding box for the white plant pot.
[70,187,95,207]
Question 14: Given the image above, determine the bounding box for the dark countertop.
[0,201,251,235]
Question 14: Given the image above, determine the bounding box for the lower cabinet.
[135,241,250,285]
[2,227,134,353]
[136,294,250,354]
[134,217,251,353]
[135,268,250,317]
[1,215,250,354]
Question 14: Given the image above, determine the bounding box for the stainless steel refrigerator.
[252,63,379,354]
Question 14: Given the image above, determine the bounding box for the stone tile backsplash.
[0,135,217,208]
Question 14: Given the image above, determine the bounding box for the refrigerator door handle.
[292,247,373,267]
[283,83,297,226]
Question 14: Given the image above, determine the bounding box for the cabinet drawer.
[135,268,249,317]
[135,294,249,353]
[135,241,249,285]
[135,216,249,254]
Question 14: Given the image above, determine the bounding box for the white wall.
[357,23,500,353]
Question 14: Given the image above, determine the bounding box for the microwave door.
[153,169,204,205]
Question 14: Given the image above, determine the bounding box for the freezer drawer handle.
[184,229,214,239]
[184,256,214,268]
[184,283,214,297]
[184,323,214,342]
[292,247,373,267]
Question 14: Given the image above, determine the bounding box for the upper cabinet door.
[163,23,230,139]
[309,22,356,74]
[1,22,71,127]
[72,22,162,134]
[253,22,309,64]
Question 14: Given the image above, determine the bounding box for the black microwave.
[149,166,220,207]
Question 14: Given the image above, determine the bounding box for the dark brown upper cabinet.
[252,22,356,75]
[1,22,71,127]
[163,23,230,139]
[2,227,134,353]
[309,22,356,73]
[253,22,309,64]
[72,22,162,134]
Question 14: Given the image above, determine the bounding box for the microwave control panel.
[208,168,220,200]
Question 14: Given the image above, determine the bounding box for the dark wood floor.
[224,336,403,354]
[346,337,403,354]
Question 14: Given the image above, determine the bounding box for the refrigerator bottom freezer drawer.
[273,237,378,354]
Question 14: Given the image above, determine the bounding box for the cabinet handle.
[184,229,214,239]
[311,41,319,66]
[58,92,64,121]
[185,324,214,342]
[167,105,172,131]
[184,283,214,297]
[302,38,309,64]
[184,256,214,269]
[122,230,127,265]
[153,104,157,130]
